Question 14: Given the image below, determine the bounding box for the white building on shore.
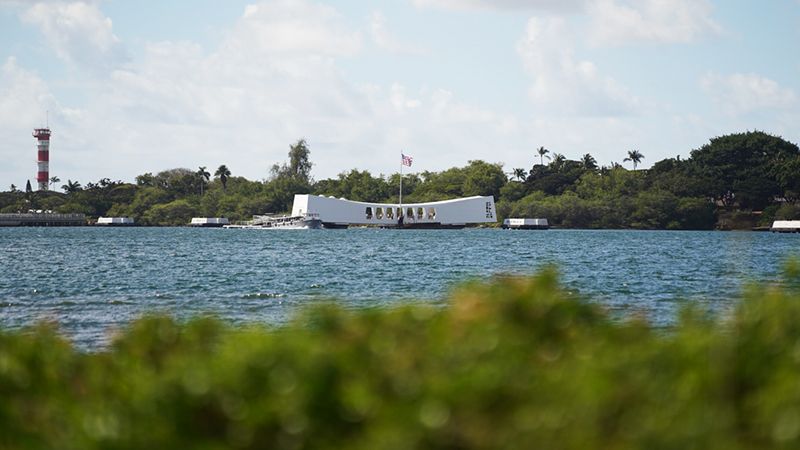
[290,194,496,229]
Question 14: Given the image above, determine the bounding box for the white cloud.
[588,0,721,45]
[0,57,61,187]
[411,0,587,12]
[701,73,797,115]
[0,57,55,128]
[21,1,126,71]
[5,0,788,189]
[5,0,519,184]
[226,0,361,57]
[517,17,640,116]
[369,11,427,55]
[3,0,647,187]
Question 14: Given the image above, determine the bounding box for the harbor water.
[1,227,798,348]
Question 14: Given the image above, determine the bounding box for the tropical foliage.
[3,265,800,448]
[215,165,231,190]
[623,149,644,170]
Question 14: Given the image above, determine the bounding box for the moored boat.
[223,213,322,230]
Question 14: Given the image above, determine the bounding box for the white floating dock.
[771,220,800,233]
[96,217,135,226]
[502,218,549,230]
[190,217,230,227]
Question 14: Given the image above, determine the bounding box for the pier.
[0,213,86,227]
[771,220,800,233]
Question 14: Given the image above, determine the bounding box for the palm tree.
[512,168,527,181]
[536,146,550,166]
[580,154,597,171]
[215,165,231,190]
[61,180,81,193]
[197,166,210,195]
[49,176,60,190]
[623,150,644,170]
[550,153,566,172]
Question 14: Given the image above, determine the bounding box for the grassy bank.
[3,267,800,449]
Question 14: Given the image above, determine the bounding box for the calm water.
[1,227,798,348]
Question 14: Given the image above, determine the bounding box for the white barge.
[96,217,135,226]
[290,194,497,229]
[502,218,549,230]
[771,220,800,233]
[190,217,230,228]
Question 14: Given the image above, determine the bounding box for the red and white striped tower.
[33,127,51,191]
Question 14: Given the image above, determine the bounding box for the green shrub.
[4,269,800,448]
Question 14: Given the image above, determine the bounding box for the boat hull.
[224,217,322,230]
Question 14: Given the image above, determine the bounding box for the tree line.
[1,131,798,228]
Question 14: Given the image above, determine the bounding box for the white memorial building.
[290,194,497,229]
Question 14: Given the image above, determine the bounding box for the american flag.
[402,153,413,167]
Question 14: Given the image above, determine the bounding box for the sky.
[1,0,799,188]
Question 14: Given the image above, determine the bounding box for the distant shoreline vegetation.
[2,131,799,229]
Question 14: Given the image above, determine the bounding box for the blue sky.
[1,0,798,188]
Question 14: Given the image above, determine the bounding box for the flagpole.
[399,151,403,218]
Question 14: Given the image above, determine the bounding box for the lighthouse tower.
[33,127,51,191]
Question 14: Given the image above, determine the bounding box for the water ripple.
[1,227,799,348]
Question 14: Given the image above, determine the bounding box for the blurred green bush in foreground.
[4,268,800,449]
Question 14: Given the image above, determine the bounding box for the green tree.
[690,131,799,208]
[135,172,155,187]
[528,160,585,196]
[536,146,550,166]
[289,139,313,182]
[125,186,171,220]
[272,139,313,184]
[154,168,197,196]
[61,180,82,193]
[265,140,316,212]
[581,154,597,171]
[197,166,210,196]
[549,153,567,173]
[624,150,644,171]
[646,158,709,198]
[410,168,466,201]
[512,168,527,181]
[214,165,231,190]
[143,199,199,226]
[25,180,32,194]
[49,176,60,190]
[499,180,528,202]
[775,155,800,203]
[462,160,507,199]
[316,170,391,203]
